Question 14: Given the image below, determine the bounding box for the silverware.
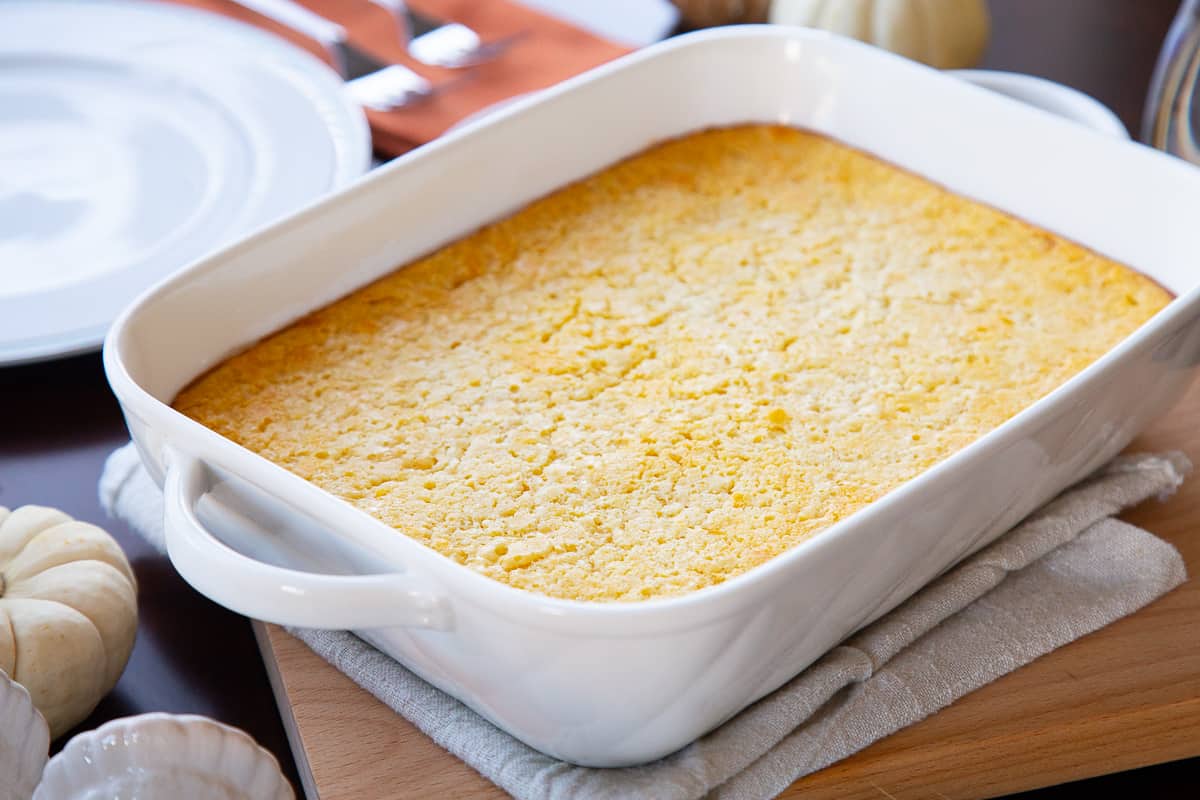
[1143,0,1200,162]
[232,0,433,110]
[370,0,523,68]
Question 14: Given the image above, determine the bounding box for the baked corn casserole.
[174,125,1170,602]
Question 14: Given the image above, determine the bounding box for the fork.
[231,0,434,110]
[370,0,524,68]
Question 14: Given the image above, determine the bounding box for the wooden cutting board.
[254,380,1200,800]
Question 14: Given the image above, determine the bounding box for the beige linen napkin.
[100,444,1189,800]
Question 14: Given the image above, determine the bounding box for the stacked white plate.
[0,0,371,365]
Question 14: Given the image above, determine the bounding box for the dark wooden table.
[0,1,1192,797]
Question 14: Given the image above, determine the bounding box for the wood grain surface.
[256,372,1200,799]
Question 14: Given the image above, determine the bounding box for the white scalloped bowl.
[33,713,293,800]
[949,69,1129,139]
[0,671,50,800]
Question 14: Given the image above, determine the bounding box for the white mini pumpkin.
[770,0,990,69]
[0,505,138,739]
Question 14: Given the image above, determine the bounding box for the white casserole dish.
[104,27,1200,767]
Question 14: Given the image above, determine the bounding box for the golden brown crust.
[175,125,1170,602]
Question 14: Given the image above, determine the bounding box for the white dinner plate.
[0,0,370,366]
[522,0,679,47]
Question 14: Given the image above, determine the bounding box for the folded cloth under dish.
[100,444,1189,800]
[164,0,631,156]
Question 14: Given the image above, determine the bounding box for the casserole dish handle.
[163,451,452,630]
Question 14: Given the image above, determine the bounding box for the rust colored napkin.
[165,0,631,155]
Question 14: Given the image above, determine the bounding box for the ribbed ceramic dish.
[105,27,1200,766]
[33,713,293,800]
[0,672,49,800]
